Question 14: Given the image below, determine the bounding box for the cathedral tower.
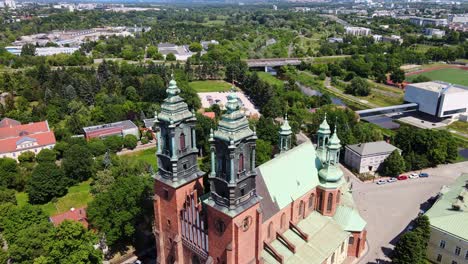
[204,93,262,264]
[153,76,205,264]
[316,114,331,162]
[279,115,292,153]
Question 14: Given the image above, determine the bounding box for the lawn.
[122,147,158,169]
[16,180,94,216]
[257,72,285,88]
[406,68,468,86]
[189,80,233,92]
[448,121,468,135]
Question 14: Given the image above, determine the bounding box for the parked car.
[387,177,397,183]
[419,172,429,178]
[397,175,408,180]
[409,173,419,179]
[376,179,387,185]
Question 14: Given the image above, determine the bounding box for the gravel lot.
[341,161,468,264]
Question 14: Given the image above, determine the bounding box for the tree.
[36,149,57,163]
[255,139,273,166]
[91,170,115,195]
[412,75,431,83]
[391,231,423,264]
[146,45,158,59]
[123,134,138,150]
[62,144,94,183]
[18,151,36,163]
[345,77,371,96]
[28,163,68,204]
[0,186,16,205]
[390,69,406,84]
[380,150,406,177]
[88,138,107,157]
[0,158,21,189]
[87,174,152,247]
[104,135,124,153]
[413,215,431,251]
[21,44,36,56]
[189,42,203,52]
[38,221,102,264]
[165,53,176,61]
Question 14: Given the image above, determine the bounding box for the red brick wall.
[317,188,339,217]
[347,231,366,258]
[206,202,261,264]
[153,177,204,264]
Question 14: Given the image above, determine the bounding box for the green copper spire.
[226,93,240,114]
[166,74,180,97]
[318,113,331,135]
[328,126,341,149]
[318,124,343,182]
[279,114,292,136]
[279,114,292,153]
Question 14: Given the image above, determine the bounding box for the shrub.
[123,134,138,150]
[18,151,35,163]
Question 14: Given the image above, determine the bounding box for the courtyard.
[341,161,468,264]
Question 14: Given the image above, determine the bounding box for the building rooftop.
[49,207,88,228]
[83,120,137,133]
[407,81,468,94]
[425,173,468,241]
[346,141,398,156]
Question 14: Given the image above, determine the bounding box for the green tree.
[104,136,124,153]
[189,42,203,52]
[345,77,371,96]
[146,45,158,59]
[380,150,406,177]
[413,215,431,253]
[0,186,16,205]
[62,144,94,183]
[38,221,102,264]
[21,44,36,56]
[87,174,152,247]
[36,149,57,163]
[0,158,21,189]
[18,151,36,164]
[88,138,107,157]
[391,231,423,264]
[390,69,406,84]
[91,170,115,195]
[123,134,138,150]
[28,163,68,204]
[165,53,176,61]
[256,139,273,166]
[412,75,431,83]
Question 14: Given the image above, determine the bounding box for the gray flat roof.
[83,120,137,133]
[346,141,398,156]
[407,81,468,94]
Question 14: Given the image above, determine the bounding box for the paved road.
[341,162,468,264]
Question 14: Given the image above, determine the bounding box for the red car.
[397,175,408,180]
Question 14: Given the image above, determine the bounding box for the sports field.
[189,80,233,92]
[406,68,468,86]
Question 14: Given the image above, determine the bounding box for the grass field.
[123,147,158,169]
[189,80,233,92]
[406,68,468,86]
[257,72,285,88]
[16,180,94,216]
[448,121,468,135]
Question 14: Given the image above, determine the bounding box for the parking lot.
[341,161,468,264]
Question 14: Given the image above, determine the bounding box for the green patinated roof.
[318,115,331,135]
[279,115,292,136]
[262,211,349,264]
[327,128,341,149]
[158,77,194,123]
[318,165,344,183]
[333,205,367,232]
[257,141,320,210]
[425,173,468,241]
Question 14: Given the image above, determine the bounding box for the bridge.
[245,58,302,68]
[356,103,419,118]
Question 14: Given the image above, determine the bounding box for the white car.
[409,173,419,179]
[376,179,387,185]
[387,177,397,183]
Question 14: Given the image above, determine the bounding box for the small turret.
[318,125,343,182]
[279,114,292,153]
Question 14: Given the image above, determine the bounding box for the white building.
[344,141,400,174]
[345,26,371,36]
[409,17,448,27]
[157,43,194,61]
[425,28,446,38]
[404,81,468,118]
[5,46,79,56]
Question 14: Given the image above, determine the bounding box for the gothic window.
[281,213,286,229]
[349,236,354,245]
[239,153,244,172]
[308,193,315,209]
[215,219,225,235]
[179,133,186,150]
[318,192,323,211]
[268,222,274,239]
[299,201,305,219]
[327,193,334,213]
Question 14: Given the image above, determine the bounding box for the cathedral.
[152,77,367,264]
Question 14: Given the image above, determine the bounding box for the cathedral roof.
[256,141,322,220]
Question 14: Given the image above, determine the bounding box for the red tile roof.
[49,207,89,229]
[202,112,216,119]
[0,118,56,154]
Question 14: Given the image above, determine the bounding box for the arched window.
[238,153,244,172]
[268,222,274,239]
[179,133,185,150]
[327,193,334,212]
[299,201,305,219]
[280,213,286,229]
[308,193,315,209]
[318,192,323,211]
